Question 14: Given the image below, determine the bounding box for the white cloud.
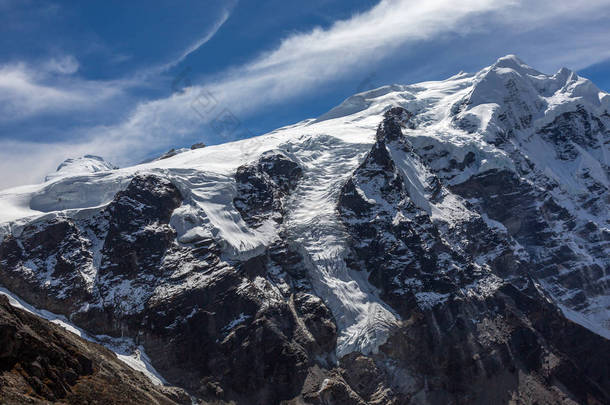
[0,0,235,124]
[66,0,511,163]
[0,140,77,189]
[43,55,79,75]
[205,0,509,112]
[0,62,122,120]
[139,2,236,78]
[107,0,610,138]
[202,0,610,113]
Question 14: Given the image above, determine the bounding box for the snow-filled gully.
[281,135,399,357]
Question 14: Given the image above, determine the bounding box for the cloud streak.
[159,6,233,73]
[0,62,122,121]
[204,0,610,113]
[89,0,513,157]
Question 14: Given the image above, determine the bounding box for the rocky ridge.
[0,295,189,404]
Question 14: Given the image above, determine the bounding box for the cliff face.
[0,55,608,404]
[335,108,610,404]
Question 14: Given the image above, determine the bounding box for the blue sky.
[1,0,609,189]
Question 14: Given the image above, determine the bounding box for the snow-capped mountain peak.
[45,154,118,182]
[492,54,543,74]
[0,55,609,404]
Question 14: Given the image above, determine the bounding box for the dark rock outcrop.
[233,151,302,227]
[538,105,607,161]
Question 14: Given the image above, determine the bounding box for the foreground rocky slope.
[0,295,188,404]
[0,55,608,404]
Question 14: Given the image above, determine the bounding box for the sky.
[1,0,610,189]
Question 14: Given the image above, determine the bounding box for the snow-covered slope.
[0,55,609,403]
[45,154,118,182]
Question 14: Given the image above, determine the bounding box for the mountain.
[0,55,608,404]
[44,155,118,182]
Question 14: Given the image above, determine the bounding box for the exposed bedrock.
[233,151,303,227]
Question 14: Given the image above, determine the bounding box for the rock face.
[336,108,610,404]
[0,295,188,404]
[234,151,303,227]
[0,55,609,404]
[339,108,502,313]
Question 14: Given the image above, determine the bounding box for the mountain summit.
[44,155,118,182]
[1,56,609,404]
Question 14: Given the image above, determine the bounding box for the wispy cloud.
[0,140,83,188]
[0,61,122,121]
[0,2,236,188]
[203,0,506,113]
[160,7,234,73]
[202,0,610,113]
[51,0,511,157]
[137,2,237,78]
[43,55,80,75]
